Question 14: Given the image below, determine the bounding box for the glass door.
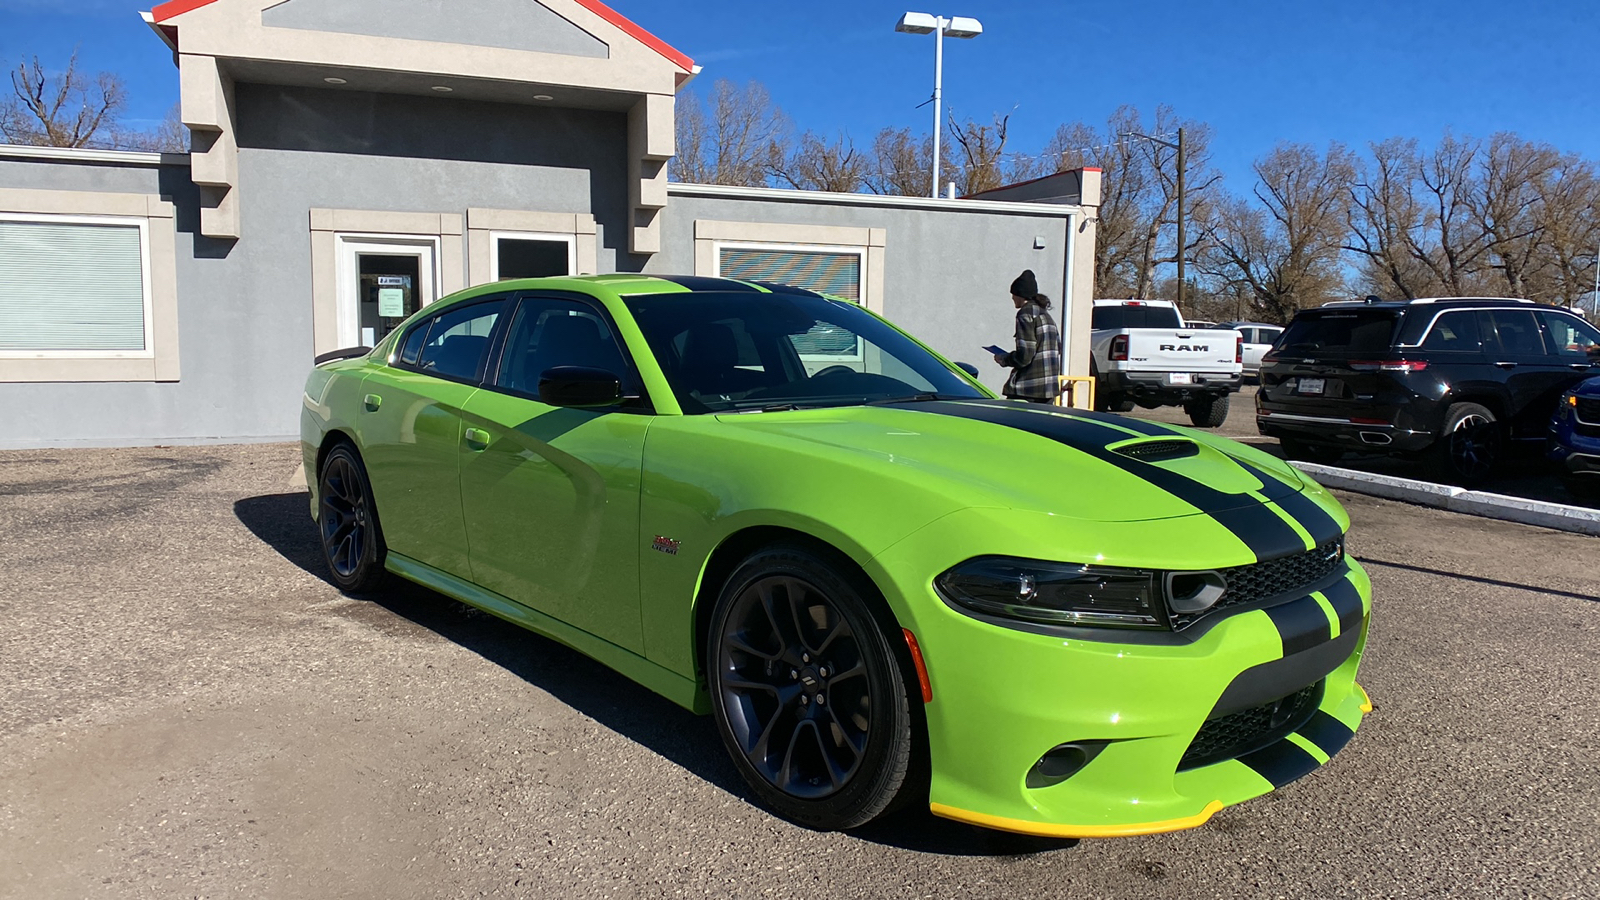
[337,236,439,348]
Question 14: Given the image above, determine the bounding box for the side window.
[398,323,429,365]
[496,296,632,397]
[1538,312,1600,361]
[1421,311,1482,351]
[1480,309,1546,356]
[1261,327,1283,346]
[414,300,504,381]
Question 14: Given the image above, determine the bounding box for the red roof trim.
[149,0,695,71]
[1081,166,1102,172]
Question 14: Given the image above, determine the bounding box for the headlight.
[935,558,1165,629]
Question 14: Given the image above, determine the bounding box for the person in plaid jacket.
[993,269,1062,403]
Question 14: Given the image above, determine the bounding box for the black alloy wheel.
[318,443,388,593]
[1432,402,1500,486]
[707,545,915,830]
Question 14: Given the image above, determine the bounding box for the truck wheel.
[1096,391,1135,413]
[1429,402,1499,485]
[1184,394,1230,428]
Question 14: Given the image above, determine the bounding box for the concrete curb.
[1290,461,1600,537]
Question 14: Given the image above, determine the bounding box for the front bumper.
[867,506,1371,838]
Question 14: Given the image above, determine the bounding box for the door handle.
[464,427,491,450]
[1571,363,1593,370]
[1493,361,1517,369]
[363,393,382,411]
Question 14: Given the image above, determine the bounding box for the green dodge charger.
[301,274,1372,837]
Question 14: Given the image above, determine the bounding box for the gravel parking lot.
[2,441,1597,899]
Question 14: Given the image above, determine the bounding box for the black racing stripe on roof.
[1236,738,1321,788]
[1297,710,1355,760]
[1262,595,1332,656]
[892,400,1307,561]
[1232,458,1341,545]
[746,281,822,296]
[652,275,764,292]
[1321,575,1365,637]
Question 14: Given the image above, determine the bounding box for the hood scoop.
[1113,438,1200,463]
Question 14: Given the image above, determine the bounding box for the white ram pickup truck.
[1089,299,1243,427]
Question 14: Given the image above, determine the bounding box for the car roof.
[1316,297,1539,311]
[507,273,828,299]
[1221,321,1280,329]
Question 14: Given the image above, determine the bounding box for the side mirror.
[539,366,623,408]
[954,361,980,377]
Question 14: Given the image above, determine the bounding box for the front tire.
[1185,394,1230,428]
[1429,402,1500,485]
[317,443,388,593]
[706,544,915,831]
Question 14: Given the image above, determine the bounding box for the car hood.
[712,399,1340,553]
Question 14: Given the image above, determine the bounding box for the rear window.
[1091,304,1183,329]
[1276,310,1398,356]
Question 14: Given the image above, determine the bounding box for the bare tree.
[1197,143,1355,322]
[946,112,1012,196]
[112,102,188,153]
[864,127,933,196]
[1530,154,1600,306]
[1,52,126,148]
[670,79,788,186]
[772,130,867,193]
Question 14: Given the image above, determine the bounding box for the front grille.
[1576,396,1600,426]
[1116,439,1199,462]
[1178,681,1323,771]
[1169,538,1345,631]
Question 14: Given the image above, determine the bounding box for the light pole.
[895,12,983,198]
[1123,129,1186,308]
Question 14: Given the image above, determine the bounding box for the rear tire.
[1429,402,1500,486]
[317,443,389,593]
[1280,436,1344,465]
[706,544,915,831]
[1184,394,1230,428]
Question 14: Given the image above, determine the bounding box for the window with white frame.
[491,231,576,280]
[715,243,865,361]
[0,214,152,356]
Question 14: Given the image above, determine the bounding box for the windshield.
[1277,309,1399,356]
[1091,304,1183,329]
[624,291,986,413]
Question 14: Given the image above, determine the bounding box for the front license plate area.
[1168,372,1193,385]
[1297,377,1326,395]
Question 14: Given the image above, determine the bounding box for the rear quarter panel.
[300,358,378,518]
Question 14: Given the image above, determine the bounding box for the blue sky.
[4,0,1598,188]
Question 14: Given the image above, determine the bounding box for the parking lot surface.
[2,442,1597,899]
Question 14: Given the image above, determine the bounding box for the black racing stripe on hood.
[1237,738,1321,788]
[1232,458,1343,546]
[895,400,1307,561]
[1321,575,1365,636]
[1057,409,1173,437]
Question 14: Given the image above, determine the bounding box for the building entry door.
[337,236,439,348]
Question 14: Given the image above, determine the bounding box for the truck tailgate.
[1124,329,1239,373]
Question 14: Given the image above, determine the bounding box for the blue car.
[1550,376,1600,498]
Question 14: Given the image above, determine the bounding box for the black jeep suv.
[1256,298,1600,483]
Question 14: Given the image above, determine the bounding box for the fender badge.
[651,535,681,555]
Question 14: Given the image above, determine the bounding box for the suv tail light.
[1111,335,1129,361]
[1350,360,1429,373]
[1261,351,1280,365]
[1236,336,1244,364]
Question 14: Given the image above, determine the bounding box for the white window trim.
[0,212,155,360]
[692,219,886,314]
[713,240,872,364]
[466,208,598,286]
[333,233,442,349]
[0,187,178,383]
[488,230,578,281]
[309,209,465,356]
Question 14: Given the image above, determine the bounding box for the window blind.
[718,247,861,301]
[0,220,146,351]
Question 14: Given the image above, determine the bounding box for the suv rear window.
[1276,310,1398,356]
[1091,304,1182,329]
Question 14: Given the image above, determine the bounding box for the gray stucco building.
[0,0,1098,449]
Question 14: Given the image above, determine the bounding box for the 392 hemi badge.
[651,535,681,555]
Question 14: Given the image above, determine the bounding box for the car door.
[1537,310,1600,391]
[358,296,507,577]
[1477,308,1565,440]
[457,293,650,652]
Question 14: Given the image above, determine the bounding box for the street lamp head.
[895,11,938,34]
[945,16,983,38]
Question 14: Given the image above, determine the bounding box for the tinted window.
[398,323,429,365]
[1276,310,1398,356]
[497,297,632,397]
[625,291,985,413]
[1480,309,1547,356]
[1538,311,1600,361]
[1259,327,1283,345]
[414,300,504,380]
[1420,311,1482,351]
[1091,304,1183,329]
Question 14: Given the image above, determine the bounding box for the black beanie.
[1010,269,1038,300]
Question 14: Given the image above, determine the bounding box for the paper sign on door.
[377,288,405,317]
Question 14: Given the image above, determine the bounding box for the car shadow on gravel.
[234,491,1076,857]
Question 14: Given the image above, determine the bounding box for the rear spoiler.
[314,346,372,366]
